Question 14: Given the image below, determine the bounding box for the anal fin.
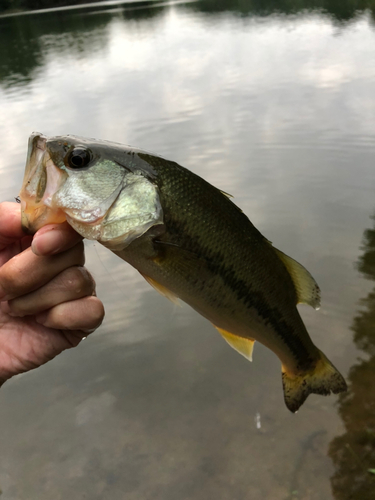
[214,326,255,362]
[140,273,181,306]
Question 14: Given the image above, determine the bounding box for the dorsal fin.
[214,326,255,362]
[272,246,321,310]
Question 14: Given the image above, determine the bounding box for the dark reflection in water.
[2,0,375,20]
[196,0,375,22]
[0,14,106,88]
[0,3,165,89]
[1,0,375,89]
[329,215,375,500]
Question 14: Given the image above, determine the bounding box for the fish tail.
[281,350,347,413]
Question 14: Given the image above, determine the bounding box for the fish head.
[19,132,163,250]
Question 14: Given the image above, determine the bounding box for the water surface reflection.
[0,1,374,499]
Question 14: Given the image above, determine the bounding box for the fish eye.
[65,147,91,169]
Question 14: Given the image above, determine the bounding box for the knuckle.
[59,266,94,295]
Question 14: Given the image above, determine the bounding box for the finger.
[57,329,94,349]
[32,222,83,256]
[0,202,25,249]
[0,242,85,301]
[36,296,105,332]
[1,266,96,317]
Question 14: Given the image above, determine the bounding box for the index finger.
[0,202,25,250]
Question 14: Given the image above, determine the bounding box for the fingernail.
[32,230,63,256]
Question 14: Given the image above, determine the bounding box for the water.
[0,1,375,498]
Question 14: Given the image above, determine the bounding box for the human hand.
[0,202,105,386]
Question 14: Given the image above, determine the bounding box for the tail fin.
[282,350,347,413]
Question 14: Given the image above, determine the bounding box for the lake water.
[0,1,375,499]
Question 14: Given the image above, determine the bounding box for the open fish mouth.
[20,133,67,234]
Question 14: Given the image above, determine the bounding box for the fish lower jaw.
[21,203,67,234]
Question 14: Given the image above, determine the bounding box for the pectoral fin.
[214,326,255,362]
[272,246,321,310]
[140,273,181,306]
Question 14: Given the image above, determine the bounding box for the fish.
[19,132,347,413]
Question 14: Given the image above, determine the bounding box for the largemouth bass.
[19,132,347,412]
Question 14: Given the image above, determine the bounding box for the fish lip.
[22,133,47,184]
[34,133,47,151]
[29,132,47,155]
[21,220,35,235]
